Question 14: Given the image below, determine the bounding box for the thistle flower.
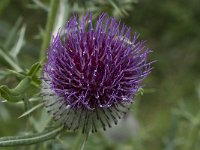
[42,13,152,133]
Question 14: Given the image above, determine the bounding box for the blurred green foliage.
[0,0,200,150]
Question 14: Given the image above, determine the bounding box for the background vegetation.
[0,0,200,150]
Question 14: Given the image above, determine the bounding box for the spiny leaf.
[0,47,23,72]
[4,17,23,49]
[1,94,42,104]
[6,69,26,79]
[27,0,49,12]
[28,62,41,77]
[0,126,64,147]
[9,25,26,58]
[108,0,123,16]
[0,77,31,102]
[18,103,43,118]
[0,88,22,103]
[9,77,31,95]
[27,62,42,87]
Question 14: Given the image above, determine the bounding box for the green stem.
[40,0,60,60]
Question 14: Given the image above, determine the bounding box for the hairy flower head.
[42,13,152,133]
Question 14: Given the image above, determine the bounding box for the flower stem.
[80,132,89,150]
[40,0,60,60]
[71,132,89,150]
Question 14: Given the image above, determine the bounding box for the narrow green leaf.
[136,88,144,96]
[2,94,42,104]
[27,62,42,87]
[31,76,41,87]
[4,17,23,49]
[18,103,43,118]
[28,62,41,77]
[9,25,26,58]
[107,0,123,16]
[9,77,31,95]
[32,0,49,11]
[28,96,42,102]
[0,77,31,102]
[0,47,23,72]
[6,69,26,79]
[0,126,64,147]
[0,87,22,102]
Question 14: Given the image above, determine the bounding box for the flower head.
[42,13,152,133]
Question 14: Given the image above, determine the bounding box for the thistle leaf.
[0,47,23,72]
[0,126,63,147]
[6,69,26,79]
[28,62,41,77]
[0,77,31,102]
[18,103,44,118]
[4,17,23,49]
[0,88,22,102]
[9,25,26,58]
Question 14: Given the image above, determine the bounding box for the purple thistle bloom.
[42,13,152,133]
